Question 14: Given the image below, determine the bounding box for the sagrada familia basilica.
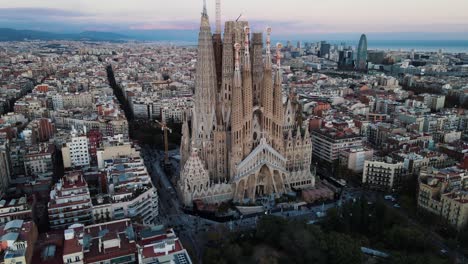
[178,1,315,206]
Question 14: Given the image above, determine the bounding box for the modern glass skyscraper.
[356,34,368,71]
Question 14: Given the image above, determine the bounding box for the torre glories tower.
[356,34,368,72]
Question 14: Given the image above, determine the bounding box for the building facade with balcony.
[48,171,93,229]
[362,160,407,192]
[311,129,364,164]
[0,197,32,226]
[62,130,90,169]
[418,167,468,229]
[0,220,38,264]
[104,155,159,225]
[137,226,192,264]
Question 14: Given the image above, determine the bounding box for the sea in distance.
[364,40,468,53]
[178,39,468,53]
[317,40,468,53]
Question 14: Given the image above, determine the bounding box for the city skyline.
[1,0,468,263]
[1,0,468,40]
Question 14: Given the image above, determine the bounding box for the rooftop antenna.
[236,13,242,22]
[216,0,221,34]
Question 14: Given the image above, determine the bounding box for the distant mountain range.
[0,28,200,43]
[0,28,130,42]
[1,28,467,52]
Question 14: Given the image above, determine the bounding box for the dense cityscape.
[1,1,468,264]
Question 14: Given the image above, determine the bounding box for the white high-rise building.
[62,129,90,168]
[52,94,64,110]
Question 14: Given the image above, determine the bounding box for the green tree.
[224,243,243,264]
[256,216,287,247]
[390,253,450,264]
[324,207,349,233]
[458,222,468,252]
[326,232,362,264]
[203,247,227,264]
[279,222,327,264]
[384,226,431,252]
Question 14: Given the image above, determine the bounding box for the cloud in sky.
[0,0,467,38]
[0,7,86,18]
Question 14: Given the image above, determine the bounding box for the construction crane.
[155,119,172,170]
[216,0,221,34]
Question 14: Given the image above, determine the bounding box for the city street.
[140,146,466,263]
[140,146,360,262]
[141,146,212,262]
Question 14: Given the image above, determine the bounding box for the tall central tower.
[192,1,218,177]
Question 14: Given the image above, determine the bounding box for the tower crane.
[216,0,221,34]
[155,119,172,170]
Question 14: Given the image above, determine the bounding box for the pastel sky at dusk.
[0,0,467,39]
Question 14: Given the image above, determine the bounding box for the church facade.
[178,3,315,207]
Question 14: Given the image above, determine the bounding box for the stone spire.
[178,147,210,206]
[180,112,191,169]
[230,43,243,177]
[212,0,223,93]
[220,29,233,126]
[202,0,207,16]
[193,2,218,146]
[251,32,264,106]
[262,27,274,117]
[233,43,242,97]
[265,27,273,70]
[242,26,253,157]
[243,26,251,71]
[273,43,284,150]
[274,43,284,119]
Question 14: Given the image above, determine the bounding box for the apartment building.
[0,140,10,194]
[48,171,93,229]
[62,219,137,264]
[62,130,90,168]
[23,143,55,176]
[0,220,38,264]
[0,197,32,226]
[104,156,159,224]
[339,147,374,173]
[311,128,364,163]
[418,167,468,229]
[137,226,192,264]
[362,160,407,191]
